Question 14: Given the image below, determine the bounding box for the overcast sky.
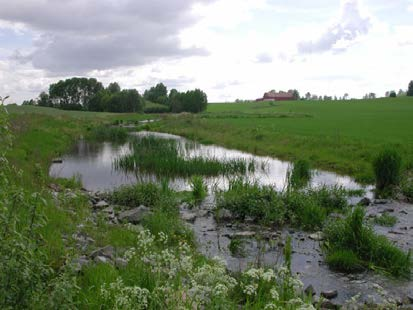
[1,0,412,103]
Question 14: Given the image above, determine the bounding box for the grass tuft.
[373,148,402,197]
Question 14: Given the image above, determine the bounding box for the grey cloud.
[1,0,214,73]
[297,0,371,54]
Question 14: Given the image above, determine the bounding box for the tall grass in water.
[87,125,129,143]
[190,175,207,202]
[324,207,411,277]
[216,180,349,230]
[373,148,402,197]
[114,136,254,177]
[287,159,312,189]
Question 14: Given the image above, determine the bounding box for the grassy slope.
[155,97,413,182]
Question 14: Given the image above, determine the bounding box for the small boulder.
[374,199,389,205]
[95,200,109,208]
[94,255,110,264]
[115,258,128,269]
[71,256,90,272]
[305,284,316,296]
[181,212,197,223]
[321,290,338,299]
[90,245,115,260]
[215,208,234,221]
[358,197,371,206]
[320,300,339,309]
[309,232,324,241]
[118,205,150,224]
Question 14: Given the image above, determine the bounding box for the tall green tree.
[144,83,168,104]
[407,81,413,96]
[37,92,52,107]
[49,77,103,110]
[107,82,121,94]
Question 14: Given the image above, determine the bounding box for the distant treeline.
[25,78,208,113]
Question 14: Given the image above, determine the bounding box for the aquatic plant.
[87,125,129,143]
[323,207,411,278]
[114,136,255,177]
[373,148,402,197]
[287,159,312,189]
[190,175,207,203]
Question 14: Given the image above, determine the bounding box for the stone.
[48,183,62,192]
[309,231,324,241]
[181,212,197,223]
[94,255,110,264]
[215,208,234,221]
[71,256,90,272]
[374,199,389,205]
[95,200,109,208]
[321,290,338,299]
[115,258,128,268]
[233,231,256,238]
[358,197,371,206]
[90,245,115,260]
[304,284,316,296]
[52,158,63,163]
[320,300,339,309]
[118,205,150,224]
[102,206,114,213]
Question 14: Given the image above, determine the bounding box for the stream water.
[50,131,412,305]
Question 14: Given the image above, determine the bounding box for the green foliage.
[324,207,411,277]
[373,148,402,196]
[401,176,413,201]
[287,159,311,189]
[326,250,364,272]
[216,180,286,225]
[38,91,52,107]
[217,180,348,230]
[143,83,168,105]
[49,77,104,110]
[109,182,173,209]
[170,89,208,113]
[407,80,413,96]
[228,238,246,257]
[114,136,254,177]
[87,125,129,143]
[190,175,207,202]
[373,213,397,227]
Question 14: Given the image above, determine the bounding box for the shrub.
[373,148,402,196]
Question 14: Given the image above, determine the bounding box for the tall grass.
[87,125,129,143]
[324,207,411,277]
[190,175,207,202]
[373,148,402,196]
[216,180,348,230]
[287,159,312,189]
[114,136,254,177]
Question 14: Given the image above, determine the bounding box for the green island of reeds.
[114,135,255,177]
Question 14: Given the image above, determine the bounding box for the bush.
[373,148,402,196]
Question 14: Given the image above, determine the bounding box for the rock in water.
[309,231,324,241]
[358,197,371,206]
[305,284,316,296]
[321,290,338,299]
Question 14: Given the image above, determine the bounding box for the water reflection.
[50,131,373,196]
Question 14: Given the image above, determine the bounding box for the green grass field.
[154,97,413,182]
